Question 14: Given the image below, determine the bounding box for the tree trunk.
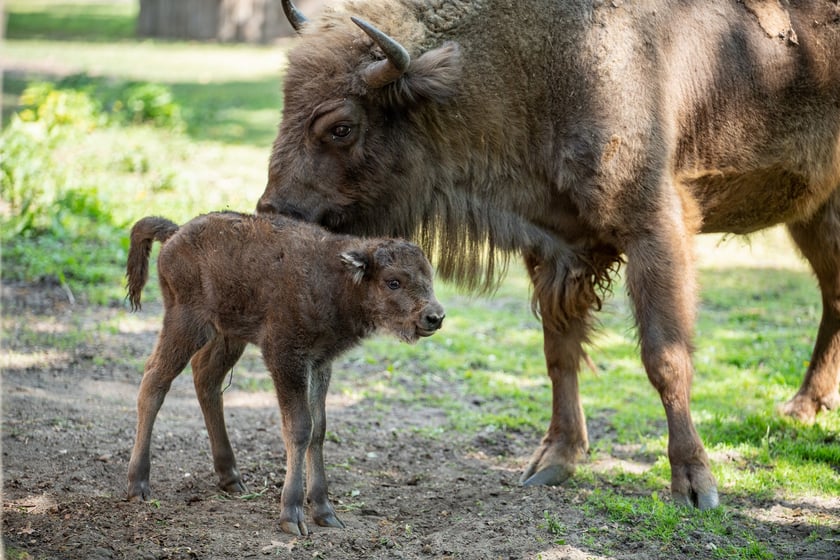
[1,0,5,125]
[137,0,300,43]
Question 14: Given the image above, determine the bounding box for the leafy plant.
[0,79,188,302]
[539,511,567,545]
[1,86,104,240]
[118,82,184,130]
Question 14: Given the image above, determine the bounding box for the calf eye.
[387,279,401,290]
[332,125,351,138]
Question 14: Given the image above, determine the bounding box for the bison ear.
[398,42,462,104]
[341,250,370,284]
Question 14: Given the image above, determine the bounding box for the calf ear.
[341,250,369,284]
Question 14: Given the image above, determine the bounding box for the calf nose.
[423,311,445,331]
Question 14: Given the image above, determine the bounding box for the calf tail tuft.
[126,217,179,311]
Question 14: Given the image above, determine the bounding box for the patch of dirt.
[3,282,839,559]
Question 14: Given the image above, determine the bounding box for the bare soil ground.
[3,281,839,559]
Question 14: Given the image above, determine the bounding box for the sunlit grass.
[5,0,138,41]
[324,230,840,512]
[4,39,288,84]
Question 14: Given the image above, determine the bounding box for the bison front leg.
[306,363,344,529]
[624,218,718,509]
[520,256,593,486]
[783,195,840,422]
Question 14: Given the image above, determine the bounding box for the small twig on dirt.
[61,281,76,306]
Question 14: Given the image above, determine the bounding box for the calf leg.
[191,335,248,493]
[264,349,312,536]
[306,363,344,528]
[783,193,840,422]
[520,254,594,486]
[624,217,718,509]
[127,307,209,500]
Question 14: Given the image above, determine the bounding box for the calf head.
[341,239,444,342]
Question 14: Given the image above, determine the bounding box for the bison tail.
[125,216,179,311]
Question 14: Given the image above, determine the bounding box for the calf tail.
[126,216,180,311]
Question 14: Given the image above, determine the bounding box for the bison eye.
[332,125,352,138]
[387,279,401,290]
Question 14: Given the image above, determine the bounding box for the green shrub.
[119,82,184,130]
[18,75,186,130]
[0,79,185,299]
[18,81,104,131]
[0,77,190,301]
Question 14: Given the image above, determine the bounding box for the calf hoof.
[314,511,345,529]
[520,439,585,486]
[280,519,309,536]
[279,506,308,536]
[217,467,248,495]
[219,479,249,495]
[127,480,152,501]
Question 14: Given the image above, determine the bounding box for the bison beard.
[259,0,840,510]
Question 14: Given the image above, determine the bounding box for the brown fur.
[258,0,840,508]
[124,211,444,535]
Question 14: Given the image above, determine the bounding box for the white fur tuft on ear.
[340,251,368,284]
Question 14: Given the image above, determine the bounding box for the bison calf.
[125,211,444,535]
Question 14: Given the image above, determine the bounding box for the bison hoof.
[671,463,719,510]
[520,438,585,486]
[521,463,575,486]
[780,391,840,424]
[673,485,719,510]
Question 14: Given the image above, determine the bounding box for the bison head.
[257,0,463,239]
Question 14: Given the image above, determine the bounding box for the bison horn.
[282,0,308,32]
[351,17,410,88]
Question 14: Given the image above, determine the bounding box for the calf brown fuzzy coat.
[124,211,444,535]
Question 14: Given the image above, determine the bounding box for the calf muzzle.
[418,303,445,335]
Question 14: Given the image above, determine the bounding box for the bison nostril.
[256,198,279,215]
[258,200,310,222]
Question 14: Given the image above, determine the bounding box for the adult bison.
[257,0,840,509]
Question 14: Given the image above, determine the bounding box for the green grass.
[5,0,138,42]
[3,2,839,558]
[580,490,775,559]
